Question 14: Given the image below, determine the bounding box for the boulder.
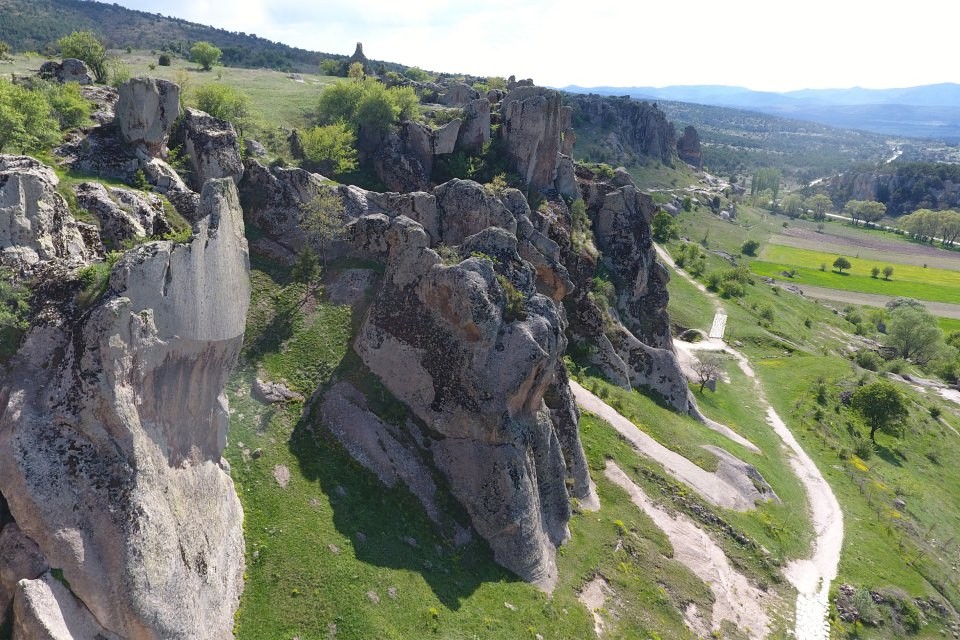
[0,524,48,626]
[0,178,250,639]
[398,121,434,179]
[74,182,172,250]
[439,83,480,106]
[348,213,593,590]
[432,118,461,155]
[252,378,304,404]
[13,574,120,640]
[456,98,491,155]
[0,155,99,269]
[373,132,431,193]
[171,108,244,191]
[499,87,564,192]
[38,58,92,85]
[554,156,578,199]
[244,138,267,157]
[116,77,181,156]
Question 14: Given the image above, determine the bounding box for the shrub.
[192,83,251,128]
[0,79,60,152]
[190,41,222,71]
[651,211,679,243]
[0,268,30,361]
[853,438,875,461]
[299,122,358,175]
[497,275,527,322]
[39,81,91,129]
[741,239,760,256]
[854,350,881,371]
[158,53,171,66]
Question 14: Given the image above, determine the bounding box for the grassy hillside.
[0,0,405,73]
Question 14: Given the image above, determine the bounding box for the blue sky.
[108,0,959,92]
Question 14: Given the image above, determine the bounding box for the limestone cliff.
[0,177,250,638]
[565,94,677,167]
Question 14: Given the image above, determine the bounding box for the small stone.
[251,448,263,459]
[893,498,907,510]
[366,590,380,604]
[327,622,337,637]
[334,485,347,497]
[273,464,290,488]
[328,544,340,555]
[387,587,398,600]
[504,602,517,611]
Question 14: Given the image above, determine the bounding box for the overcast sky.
[108,0,957,92]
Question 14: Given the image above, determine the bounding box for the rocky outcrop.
[565,94,676,167]
[457,98,491,155]
[116,77,181,157]
[677,125,703,169]
[347,42,373,75]
[74,181,172,250]
[0,178,250,639]
[499,87,566,192]
[439,83,480,106]
[432,179,517,244]
[171,108,244,191]
[38,58,92,85]
[0,155,99,269]
[373,131,431,193]
[347,213,592,589]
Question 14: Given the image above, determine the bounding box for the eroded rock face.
[457,98,491,155]
[74,181,172,250]
[677,125,703,169]
[565,94,676,167]
[499,87,564,192]
[116,78,181,156]
[171,108,244,191]
[0,155,99,269]
[348,213,594,589]
[0,178,250,639]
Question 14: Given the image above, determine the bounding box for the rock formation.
[677,125,703,169]
[565,94,677,167]
[499,87,566,192]
[116,77,181,157]
[0,155,100,269]
[171,108,245,192]
[0,177,250,638]
[346,210,595,588]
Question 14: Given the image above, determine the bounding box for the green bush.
[0,79,60,152]
[192,83,252,134]
[56,31,106,83]
[741,239,760,256]
[158,53,171,66]
[298,121,358,175]
[853,349,881,371]
[190,41,222,71]
[39,81,91,129]
[497,275,527,322]
[0,269,30,361]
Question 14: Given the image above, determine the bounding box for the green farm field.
[751,245,960,304]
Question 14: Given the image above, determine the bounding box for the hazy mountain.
[561,83,960,141]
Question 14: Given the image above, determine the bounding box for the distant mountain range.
[561,84,960,142]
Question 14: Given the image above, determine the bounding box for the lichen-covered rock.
[0,178,250,639]
[38,58,92,85]
[171,108,244,191]
[0,523,48,627]
[433,179,517,244]
[565,94,676,167]
[0,155,99,269]
[500,87,564,192]
[373,132,431,193]
[116,78,181,156]
[74,181,172,250]
[432,118,461,155]
[348,213,592,589]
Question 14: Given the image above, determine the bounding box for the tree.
[192,83,252,135]
[694,352,724,393]
[884,304,944,365]
[319,59,341,76]
[741,239,760,256]
[56,31,106,83]
[0,42,11,61]
[882,265,894,280]
[347,62,365,81]
[299,122,358,175]
[859,201,886,226]
[781,193,804,218]
[832,256,851,274]
[851,380,908,442]
[317,78,419,140]
[651,211,679,243]
[806,194,832,221]
[300,190,346,268]
[190,41,222,71]
[871,266,880,278]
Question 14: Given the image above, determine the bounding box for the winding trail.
[650,245,843,638]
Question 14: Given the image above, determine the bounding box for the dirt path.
[606,462,773,639]
[656,243,844,639]
[571,380,764,511]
